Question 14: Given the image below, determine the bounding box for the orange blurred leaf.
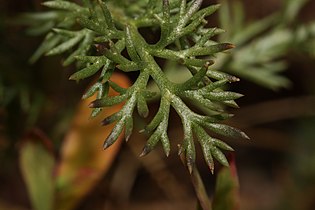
[55,73,131,210]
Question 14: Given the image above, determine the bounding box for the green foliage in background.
[19,132,55,210]
[215,0,315,90]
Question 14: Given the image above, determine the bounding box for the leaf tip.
[139,146,151,157]
[225,43,236,50]
[241,132,250,140]
[205,60,215,68]
[230,76,240,82]
[210,166,214,174]
[139,129,145,133]
[164,148,170,157]
[88,101,95,108]
[177,144,184,155]
[103,139,111,150]
[68,74,76,81]
[186,157,194,174]
[101,117,111,126]
[89,99,102,108]
[125,134,131,142]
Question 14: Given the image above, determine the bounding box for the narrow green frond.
[108,81,127,94]
[69,61,104,81]
[137,94,149,118]
[186,43,235,57]
[90,94,127,108]
[211,146,229,167]
[42,1,83,11]
[206,123,250,139]
[97,0,115,30]
[82,83,101,99]
[191,4,221,21]
[101,112,122,126]
[125,117,133,142]
[28,0,247,173]
[46,34,84,56]
[30,33,62,63]
[103,119,124,149]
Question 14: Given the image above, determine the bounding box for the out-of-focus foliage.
[212,154,240,210]
[214,0,315,90]
[19,130,55,210]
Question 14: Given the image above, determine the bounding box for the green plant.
[214,0,313,90]
[24,0,250,173]
[5,0,314,209]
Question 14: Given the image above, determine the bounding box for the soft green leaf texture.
[212,154,240,210]
[214,0,313,90]
[19,131,55,210]
[26,0,249,172]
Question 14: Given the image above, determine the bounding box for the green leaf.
[125,117,133,141]
[90,94,127,107]
[232,14,277,45]
[200,79,228,92]
[109,81,127,94]
[182,91,224,112]
[140,129,161,156]
[137,94,149,118]
[222,100,239,108]
[42,1,83,11]
[63,30,94,66]
[283,0,309,24]
[179,62,209,90]
[179,0,203,28]
[191,4,220,21]
[97,0,115,29]
[206,70,240,82]
[213,154,240,210]
[161,132,171,157]
[143,97,169,133]
[159,0,171,43]
[195,126,215,172]
[141,108,170,157]
[204,91,243,101]
[82,83,100,99]
[197,27,225,47]
[194,125,233,173]
[213,138,234,151]
[101,112,122,126]
[187,43,235,56]
[19,130,55,210]
[103,119,124,149]
[30,33,62,63]
[69,61,104,81]
[185,135,196,173]
[206,123,249,139]
[26,20,55,36]
[46,33,84,56]
[125,26,141,62]
[90,108,103,118]
[210,146,229,166]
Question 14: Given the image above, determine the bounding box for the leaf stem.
[179,149,213,210]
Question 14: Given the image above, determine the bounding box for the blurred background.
[1,0,315,210]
